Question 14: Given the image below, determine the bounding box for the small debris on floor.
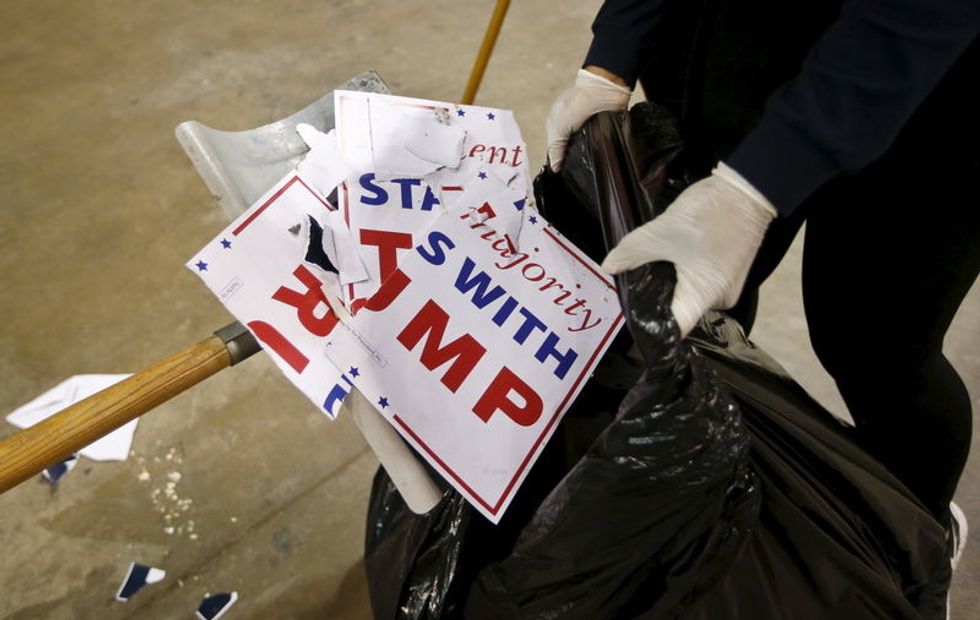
[196,591,238,619]
[41,454,78,485]
[115,562,166,601]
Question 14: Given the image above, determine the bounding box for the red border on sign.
[393,229,625,516]
[543,227,616,291]
[232,174,331,236]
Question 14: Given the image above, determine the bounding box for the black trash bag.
[364,103,951,620]
[466,267,759,619]
[364,468,468,619]
[683,318,952,620]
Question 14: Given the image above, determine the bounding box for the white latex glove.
[601,162,777,336]
[546,68,632,172]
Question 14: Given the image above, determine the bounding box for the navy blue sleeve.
[727,0,980,215]
[583,0,672,86]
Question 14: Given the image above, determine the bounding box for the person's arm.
[728,0,980,215]
[583,0,674,87]
[604,0,980,336]
[545,0,672,171]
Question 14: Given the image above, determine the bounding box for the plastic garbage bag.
[363,103,951,620]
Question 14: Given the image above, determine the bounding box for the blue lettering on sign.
[455,258,506,308]
[513,307,546,344]
[359,173,388,206]
[443,252,580,380]
[421,186,441,211]
[417,230,456,265]
[391,178,422,209]
[534,332,578,380]
[358,173,440,210]
[323,374,355,418]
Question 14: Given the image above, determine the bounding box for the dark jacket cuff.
[584,25,647,86]
[727,114,842,217]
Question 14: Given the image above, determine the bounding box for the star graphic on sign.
[220,238,232,249]
[349,366,360,378]
[478,171,488,180]
[378,397,389,409]
[486,112,496,120]
[528,215,538,224]
[195,260,208,271]
[456,108,466,117]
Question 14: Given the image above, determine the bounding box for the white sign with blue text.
[189,92,623,522]
[321,209,623,522]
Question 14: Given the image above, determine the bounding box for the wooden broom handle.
[0,333,234,493]
[0,323,442,514]
[461,0,511,105]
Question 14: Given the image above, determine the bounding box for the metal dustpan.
[175,71,388,219]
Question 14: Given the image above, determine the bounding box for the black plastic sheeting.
[363,104,951,619]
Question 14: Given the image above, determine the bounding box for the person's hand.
[546,67,632,172]
[601,163,777,336]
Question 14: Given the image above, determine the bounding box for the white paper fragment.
[146,568,166,584]
[299,215,346,306]
[403,118,466,167]
[334,92,455,176]
[299,211,367,314]
[323,209,369,286]
[295,124,349,199]
[6,374,136,461]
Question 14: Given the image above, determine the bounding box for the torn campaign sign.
[188,93,622,522]
[187,174,356,419]
[324,210,623,522]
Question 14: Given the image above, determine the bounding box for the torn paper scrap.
[304,215,339,274]
[317,208,369,287]
[333,90,529,180]
[299,223,353,326]
[115,562,166,601]
[300,215,345,307]
[6,374,136,461]
[334,93,446,176]
[42,454,78,485]
[295,124,350,199]
[403,117,466,168]
[326,212,367,290]
[197,592,238,620]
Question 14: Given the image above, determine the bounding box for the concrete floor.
[0,1,976,618]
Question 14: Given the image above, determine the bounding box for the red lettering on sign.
[477,201,496,219]
[351,268,412,314]
[472,367,543,426]
[466,144,524,168]
[247,321,310,373]
[360,229,413,281]
[272,265,340,337]
[397,299,486,392]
